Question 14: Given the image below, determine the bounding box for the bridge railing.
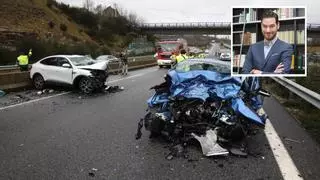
[138,22,231,28]
[139,22,320,31]
[308,24,320,31]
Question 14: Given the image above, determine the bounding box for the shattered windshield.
[159,43,179,51]
[69,56,97,66]
[175,60,231,74]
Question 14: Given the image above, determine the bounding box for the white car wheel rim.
[80,78,93,93]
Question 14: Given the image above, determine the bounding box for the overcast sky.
[56,0,319,24]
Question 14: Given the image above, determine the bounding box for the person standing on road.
[120,51,128,75]
[176,49,188,63]
[17,49,32,71]
[170,52,178,68]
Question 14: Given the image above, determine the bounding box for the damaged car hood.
[167,70,263,125]
[148,60,264,125]
[77,61,108,70]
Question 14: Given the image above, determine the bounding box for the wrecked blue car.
[136,58,270,157]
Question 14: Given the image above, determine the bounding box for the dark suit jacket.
[242,39,293,74]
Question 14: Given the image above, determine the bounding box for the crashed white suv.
[30,55,109,94]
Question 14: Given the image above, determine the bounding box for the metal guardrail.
[0,65,18,69]
[271,77,320,109]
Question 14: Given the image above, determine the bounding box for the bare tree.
[83,0,94,11]
[112,3,128,17]
[94,4,104,15]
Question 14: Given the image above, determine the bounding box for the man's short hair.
[262,10,279,24]
[180,49,186,54]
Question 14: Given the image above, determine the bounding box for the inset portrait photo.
[231,7,306,76]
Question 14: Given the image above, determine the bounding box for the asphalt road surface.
[1,67,320,180]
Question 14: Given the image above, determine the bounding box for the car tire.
[33,74,45,90]
[159,65,163,68]
[79,77,94,94]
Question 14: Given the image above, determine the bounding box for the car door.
[54,57,73,85]
[39,57,59,81]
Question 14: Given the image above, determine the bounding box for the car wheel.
[79,77,94,94]
[159,65,163,68]
[33,74,45,90]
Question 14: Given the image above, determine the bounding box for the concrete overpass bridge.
[137,22,320,38]
[308,24,320,38]
[137,22,231,35]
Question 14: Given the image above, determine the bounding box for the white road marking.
[0,92,71,111]
[107,71,147,84]
[265,119,304,180]
[0,68,157,111]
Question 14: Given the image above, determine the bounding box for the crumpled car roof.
[168,59,238,100]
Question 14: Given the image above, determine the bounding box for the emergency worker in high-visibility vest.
[187,52,195,59]
[198,53,205,58]
[17,49,32,71]
[170,53,177,62]
[176,49,188,63]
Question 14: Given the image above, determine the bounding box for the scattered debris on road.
[88,168,98,177]
[218,163,224,168]
[165,144,186,160]
[187,158,199,163]
[166,154,174,160]
[92,168,98,171]
[229,147,248,157]
[14,94,31,101]
[36,89,55,95]
[88,172,95,177]
[104,86,124,93]
[284,137,301,144]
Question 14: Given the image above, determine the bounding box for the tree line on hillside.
[0,0,157,65]
[46,0,146,48]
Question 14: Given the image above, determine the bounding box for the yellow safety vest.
[198,54,204,58]
[17,55,29,65]
[170,54,176,60]
[176,54,188,63]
